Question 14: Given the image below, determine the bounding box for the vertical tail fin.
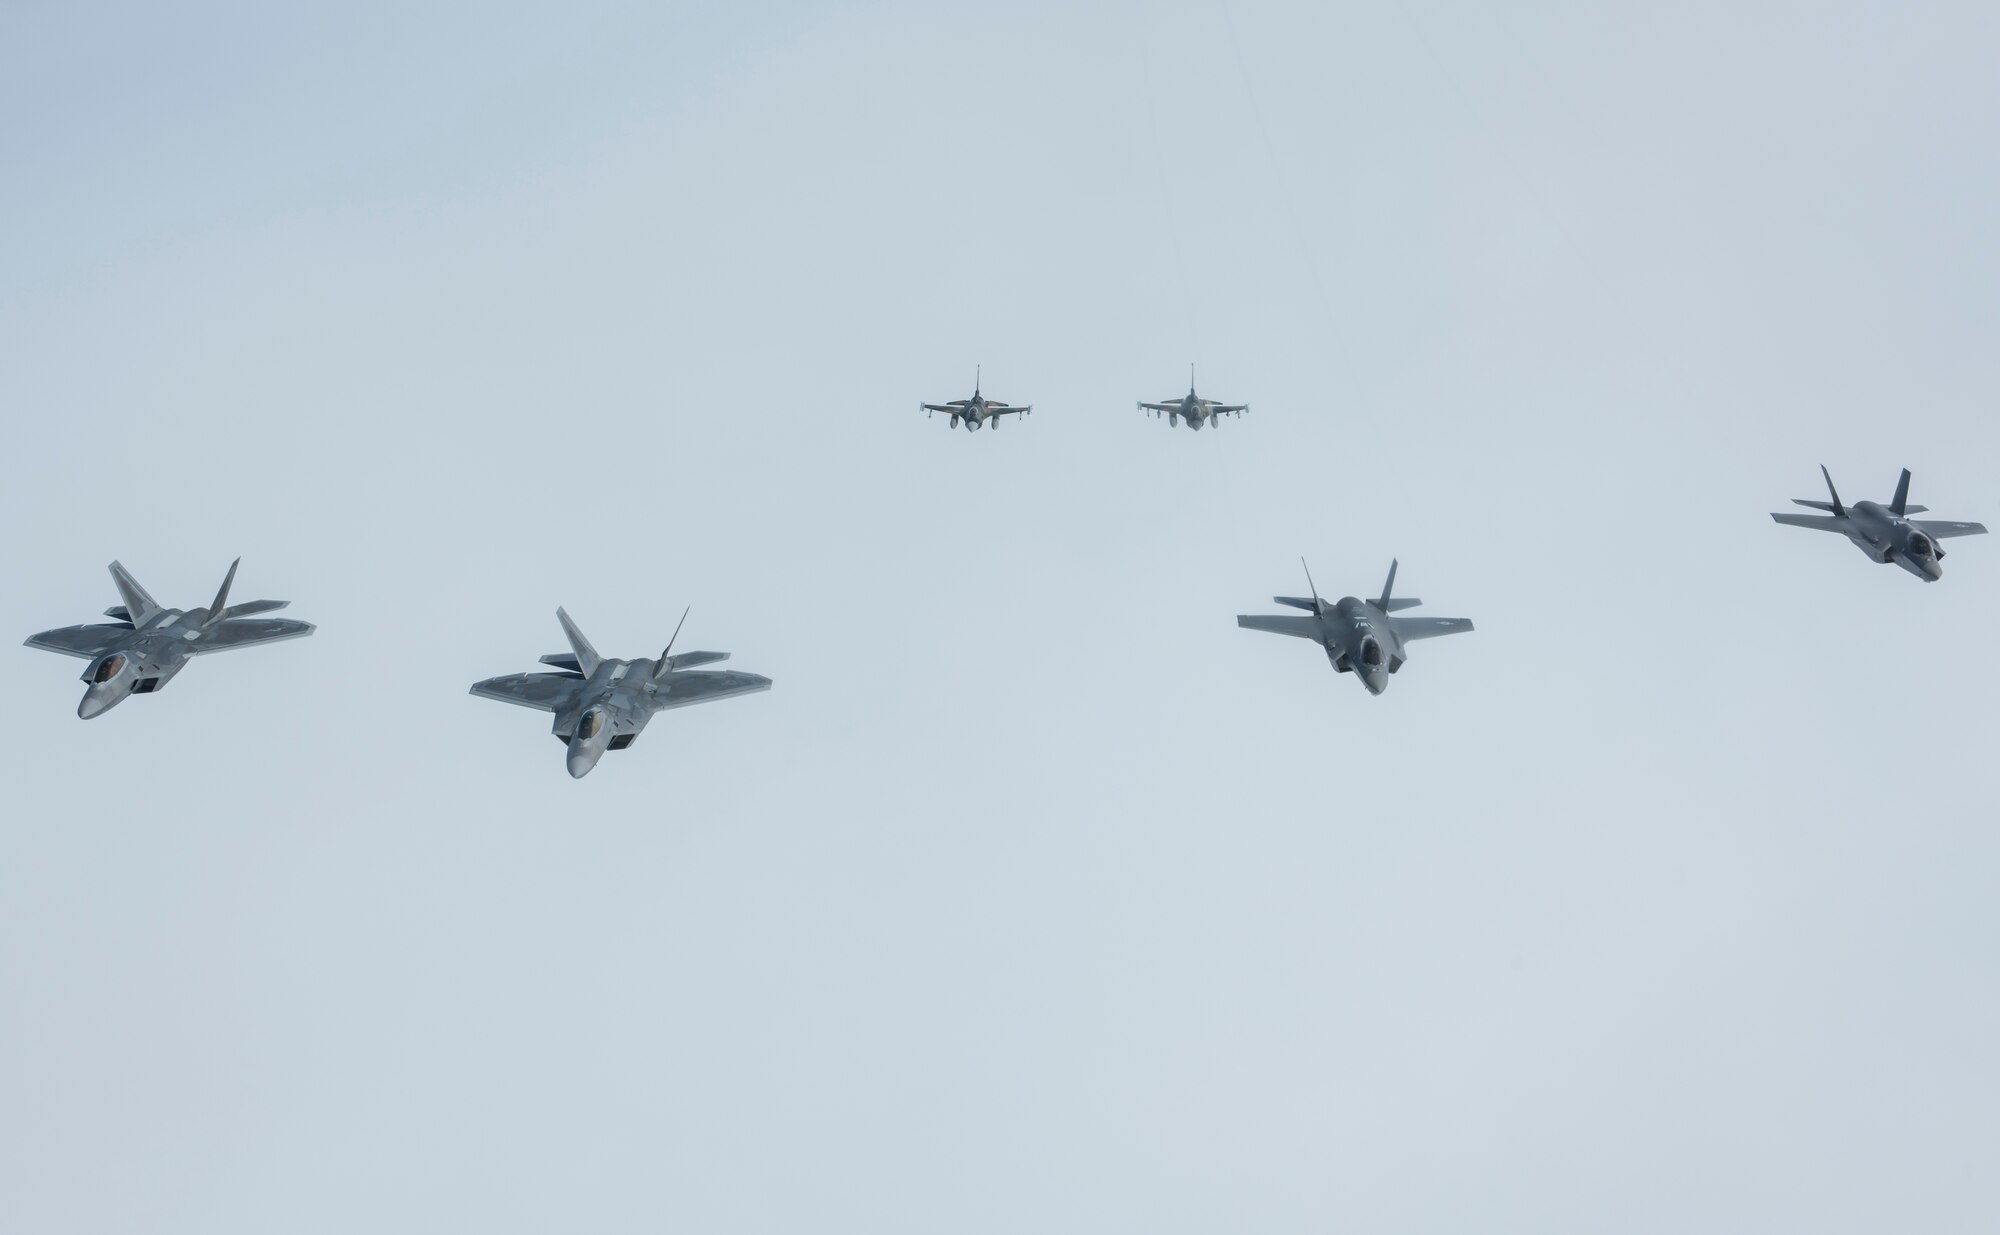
[974,364,981,397]
[1820,465,1846,517]
[1890,468,1912,517]
[1189,362,1196,395]
[107,561,162,628]
[653,605,692,679]
[1300,557,1322,615]
[1377,559,1399,610]
[203,558,241,626]
[555,607,602,676]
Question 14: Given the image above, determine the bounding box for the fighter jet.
[1237,559,1472,695]
[923,367,1031,432]
[470,607,772,778]
[24,559,315,719]
[1138,366,1247,431]
[1770,466,1986,582]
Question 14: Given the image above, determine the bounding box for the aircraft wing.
[1393,616,1474,641]
[1138,402,1180,412]
[1771,512,1848,532]
[1213,404,1248,414]
[922,403,964,414]
[655,670,773,710]
[1915,520,1988,539]
[989,404,1030,416]
[193,618,316,654]
[1236,614,1324,640]
[24,623,131,660]
[470,672,587,713]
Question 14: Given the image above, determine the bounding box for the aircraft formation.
[20,377,1989,775]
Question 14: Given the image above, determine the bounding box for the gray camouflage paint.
[1236,559,1473,696]
[22,559,315,718]
[1770,466,1987,582]
[469,607,772,778]
[922,366,1031,432]
[1137,365,1247,431]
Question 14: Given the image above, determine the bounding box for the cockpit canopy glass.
[575,708,606,741]
[91,653,126,684]
[1908,533,1935,558]
[1360,638,1384,668]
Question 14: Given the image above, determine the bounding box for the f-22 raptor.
[923,367,1031,432]
[1138,366,1247,431]
[470,607,772,778]
[24,559,315,718]
[1237,560,1472,695]
[1771,466,1986,582]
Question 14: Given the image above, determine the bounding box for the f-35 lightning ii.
[923,367,1031,432]
[1771,466,1986,582]
[1138,366,1247,431]
[470,607,772,778]
[24,559,315,718]
[1237,559,1472,695]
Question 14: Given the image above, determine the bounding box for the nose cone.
[77,688,117,719]
[1360,670,1389,696]
[566,741,605,779]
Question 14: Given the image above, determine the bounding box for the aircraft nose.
[566,741,604,779]
[77,691,109,719]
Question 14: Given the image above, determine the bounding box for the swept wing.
[193,618,316,654]
[1392,616,1474,641]
[1914,520,1988,539]
[1236,614,1324,640]
[25,624,132,660]
[654,670,773,710]
[470,673,588,713]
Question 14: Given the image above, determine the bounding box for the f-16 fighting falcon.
[1138,366,1247,430]
[24,559,315,719]
[1237,559,1472,696]
[470,607,772,778]
[923,367,1031,432]
[1771,466,1986,582]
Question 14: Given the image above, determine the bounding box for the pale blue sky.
[4,3,1998,1232]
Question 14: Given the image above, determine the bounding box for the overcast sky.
[4,3,1998,1232]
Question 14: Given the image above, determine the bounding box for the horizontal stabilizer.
[1380,598,1424,612]
[1790,499,1841,512]
[220,599,290,619]
[1272,595,1319,611]
[102,606,134,623]
[661,650,730,672]
[1771,512,1848,532]
[539,653,583,672]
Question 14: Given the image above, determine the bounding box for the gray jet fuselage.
[1138,374,1246,431]
[559,655,673,778]
[75,608,211,718]
[25,560,314,719]
[1828,500,1944,581]
[1771,467,1987,582]
[1236,559,1472,696]
[1318,596,1400,695]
